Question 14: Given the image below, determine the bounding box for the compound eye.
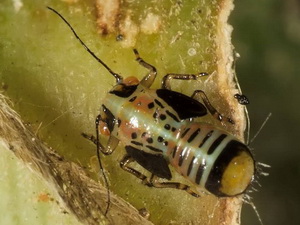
[99,121,110,136]
[123,76,139,86]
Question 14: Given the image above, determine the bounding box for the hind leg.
[161,73,234,124]
[191,90,234,124]
[119,155,199,197]
[148,175,199,197]
[162,72,208,90]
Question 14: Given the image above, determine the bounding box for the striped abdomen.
[168,122,255,197]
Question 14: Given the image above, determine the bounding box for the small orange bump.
[123,76,139,86]
[37,192,52,202]
[99,121,110,136]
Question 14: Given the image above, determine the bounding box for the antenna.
[47,6,123,83]
[250,113,272,144]
[47,6,111,215]
[95,115,111,215]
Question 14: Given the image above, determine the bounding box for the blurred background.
[231,0,300,224]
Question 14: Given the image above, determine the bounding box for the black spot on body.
[166,110,180,123]
[146,137,153,144]
[154,99,164,108]
[148,102,155,109]
[187,128,201,143]
[207,134,227,155]
[199,130,213,148]
[187,156,195,176]
[146,145,163,153]
[164,124,171,130]
[172,146,178,158]
[157,136,164,142]
[181,128,190,138]
[131,132,137,139]
[129,96,137,102]
[160,114,166,120]
[195,161,206,184]
[131,141,143,146]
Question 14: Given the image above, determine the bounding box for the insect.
[234,93,250,105]
[47,6,256,216]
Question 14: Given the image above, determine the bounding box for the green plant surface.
[0,0,248,224]
[0,142,83,225]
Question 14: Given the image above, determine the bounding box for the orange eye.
[123,76,139,86]
[99,121,110,136]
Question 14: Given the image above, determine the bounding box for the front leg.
[82,107,120,155]
[82,108,119,216]
[133,49,157,88]
[82,132,119,155]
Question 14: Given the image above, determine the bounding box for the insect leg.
[82,108,119,215]
[82,133,119,155]
[82,117,107,155]
[118,154,200,197]
[148,175,199,197]
[161,72,208,89]
[191,90,234,124]
[119,155,152,186]
[82,107,119,155]
[81,133,98,145]
[133,49,157,88]
[93,113,111,215]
